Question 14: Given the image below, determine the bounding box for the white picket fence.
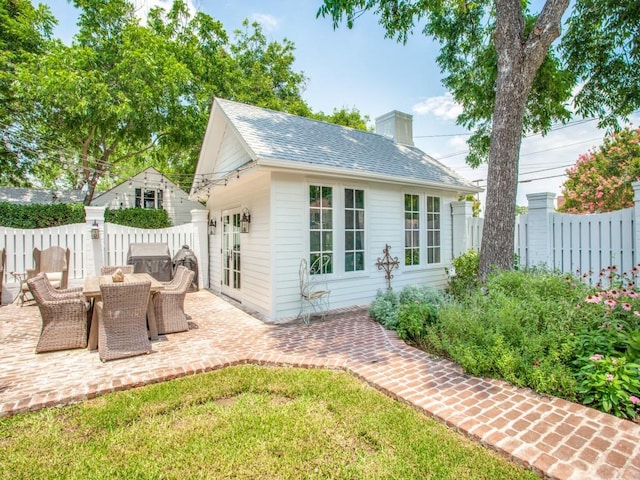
[1,207,209,304]
[458,183,640,286]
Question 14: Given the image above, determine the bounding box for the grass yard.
[0,365,539,479]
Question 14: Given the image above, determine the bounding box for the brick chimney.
[375,110,414,146]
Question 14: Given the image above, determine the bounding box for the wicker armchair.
[153,266,195,334]
[27,273,88,353]
[28,246,70,288]
[97,280,151,362]
[100,265,134,275]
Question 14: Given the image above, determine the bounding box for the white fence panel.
[549,208,635,285]
[104,223,197,267]
[0,223,87,285]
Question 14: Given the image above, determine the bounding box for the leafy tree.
[313,106,372,131]
[14,0,313,201]
[318,0,639,278]
[559,127,640,214]
[0,0,55,185]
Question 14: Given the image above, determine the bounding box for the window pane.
[355,231,364,250]
[345,210,354,229]
[310,231,321,251]
[355,252,364,271]
[322,231,332,250]
[310,185,320,205]
[356,211,365,229]
[322,186,332,207]
[345,189,354,208]
[345,252,354,272]
[412,231,419,246]
[345,231,354,249]
[310,209,321,229]
[355,189,364,209]
[322,209,332,229]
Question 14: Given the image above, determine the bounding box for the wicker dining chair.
[100,265,134,275]
[153,266,195,334]
[97,280,151,362]
[27,273,88,353]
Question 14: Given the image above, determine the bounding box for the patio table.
[83,273,164,350]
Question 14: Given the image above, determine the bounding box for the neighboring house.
[191,98,481,322]
[0,187,85,205]
[92,167,205,226]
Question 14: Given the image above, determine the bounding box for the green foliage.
[0,0,56,186]
[559,126,640,213]
[10,1,313,199]
[561,0,640,129]
[576,355,640,419]
[312,106,371,131]
[369,285,449,333]
[446,249,480,300]
[368,288,399,330]
[396,302,438,344]
[105,208,171,228]
[0,202,85,228]
[427,269,587,399]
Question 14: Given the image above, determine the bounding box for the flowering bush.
[577,355,640,419]
[573,264,640,420]
[559,126,640,214]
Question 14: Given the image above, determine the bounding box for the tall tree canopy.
[559,127,640,214]
[5,0,370,203]
[0,0,55,185]
[318,0,639,277]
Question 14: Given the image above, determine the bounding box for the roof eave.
[256,157,483,194]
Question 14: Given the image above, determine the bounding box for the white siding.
[270,172,460,321]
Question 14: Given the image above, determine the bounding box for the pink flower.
[605,374,614,382]
[628,291,638,298]
[622,303,632,311]
[634,311,640,317]
[604,299,617,308]
[630,396,640,405]
[589,354,604,362]
[608,290,620,298]
[585,294,602,303]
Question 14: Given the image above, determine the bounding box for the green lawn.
[0,365,539,479]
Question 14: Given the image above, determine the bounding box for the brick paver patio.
[0,290,639,479]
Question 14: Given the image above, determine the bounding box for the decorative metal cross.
[375,243,400,290]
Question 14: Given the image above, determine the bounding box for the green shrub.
[426,268,585,399]
[105,208,171,228]
[446,249,480,299]
[396,302,438,344]
[0,202,85,228]
[369,289,399,329]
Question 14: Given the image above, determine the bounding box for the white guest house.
[191,98,480,322]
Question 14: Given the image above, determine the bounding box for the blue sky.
[40,0,638,206]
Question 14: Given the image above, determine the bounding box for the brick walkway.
[0,290,639,480]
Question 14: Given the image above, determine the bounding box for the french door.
[221,210,241,299]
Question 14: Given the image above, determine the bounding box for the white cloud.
[412,93,463,121]
[250,13,280,32]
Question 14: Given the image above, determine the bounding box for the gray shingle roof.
[217,98,477,190]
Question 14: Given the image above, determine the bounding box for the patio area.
[1,289,639,480]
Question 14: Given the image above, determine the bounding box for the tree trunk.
[479,0,569,279]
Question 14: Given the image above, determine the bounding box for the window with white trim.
[309,185,333,273]
[345,188,365,272]
[135,188,164,209]
[426,196,441,264]
[404,193,420,265]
